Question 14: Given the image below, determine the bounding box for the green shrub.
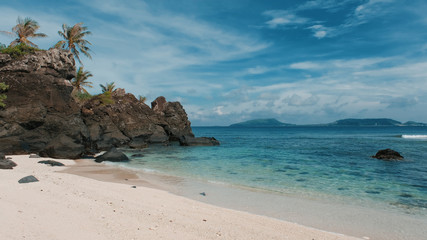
[0,43,6,51]
[74,92,92,101]
[0,43,40,58]
[0,82,9,108]
[99,91,114,105]
[138,95,147,103]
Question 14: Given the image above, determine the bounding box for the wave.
[401,135,427,139]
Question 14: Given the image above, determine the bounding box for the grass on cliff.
[0,82,9,108]
[0,43,41,59]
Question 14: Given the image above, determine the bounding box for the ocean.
[114,126,427,239]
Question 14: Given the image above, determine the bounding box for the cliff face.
[0,49,197,158]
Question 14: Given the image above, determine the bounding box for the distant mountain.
[229,118,294,127]
[402,121,427,126]
[329,118,427,126]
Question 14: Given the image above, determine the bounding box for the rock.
[38,160,65,166]
[151,96,194,140]
[131,153,144,158]
[95,148,129,163]
[179,136,220,146]
[0,49,88,158]
[372,149,404,160]
[18,175,39,183]
[39,135,85,159]
[29,154,40,158]
[0,153,17,169]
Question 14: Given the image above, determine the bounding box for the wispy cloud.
[263,0,396,39]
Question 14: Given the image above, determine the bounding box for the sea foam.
[401,135,427,139]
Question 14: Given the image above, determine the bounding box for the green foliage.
[100,82,116,93]
[0,43,6,50]
[72,67,93,94]
[0,82,9,108]
[99,91,114,105]
[138,95,147,103]
[0,43,39,58]
[1,17,47,48]
[74,92,92,101]
[55,22,92,64]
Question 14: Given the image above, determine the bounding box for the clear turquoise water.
[121,126,427,213]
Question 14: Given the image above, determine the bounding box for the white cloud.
[289,61,321,70]
[263,10,309,28]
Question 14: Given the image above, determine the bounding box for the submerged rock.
[372,149,404,160]
[18,175,39,183]
[179,136,220,146]
[95,148,129,163]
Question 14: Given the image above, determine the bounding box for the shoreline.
[1,155,362,240]
[65,158,427,240]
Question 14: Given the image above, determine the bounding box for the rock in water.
[372,149,404,160]
[0,153,17,169]
[179,136,220,146]
[38,160,65,166]
[95,148,129,163]
[18,175,39,183]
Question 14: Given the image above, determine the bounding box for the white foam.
[401,135,427,139]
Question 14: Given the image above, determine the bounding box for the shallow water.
[121,126,427,215]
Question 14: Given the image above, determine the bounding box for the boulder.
[95,148,129,163]
[38,160,65,166]
[0,153,17,169]
[39,135,85,159]
[179,136,220,146]
[18,175,39,183]
[372,149,404,160]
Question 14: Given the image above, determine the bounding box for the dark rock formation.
[0,49,88,159]
[0,49,217,159]
[151,96,194,140]
[38,160,65,166]
[18,175,39,183]
[179,136,220,146]
[372,149,404,160]
[0,153,17,169]
[95,148,130,163]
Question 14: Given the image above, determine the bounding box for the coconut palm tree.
[0,17,47,48]
[72,67,93,94]
[100,82,116,93]
[55,22,92,64]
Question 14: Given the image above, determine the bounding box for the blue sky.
[1,0,427,125]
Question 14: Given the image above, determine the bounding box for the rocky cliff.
[0,49,213,159]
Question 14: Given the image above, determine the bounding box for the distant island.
[229,118,427,127]
[229,118,295,127]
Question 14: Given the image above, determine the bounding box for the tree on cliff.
[100,82,116,93]
[55,23,92,64]
[72,67,93,94]
[0,17,47,48]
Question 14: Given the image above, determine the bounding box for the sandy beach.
[0,155,362,240]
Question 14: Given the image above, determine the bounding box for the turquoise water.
[121,126,427,214]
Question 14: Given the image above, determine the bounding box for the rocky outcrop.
[0,50,218,159]
[372,149,404,160]
[0,49,88,159]
[151,96,194,140]
[82,90,169,151]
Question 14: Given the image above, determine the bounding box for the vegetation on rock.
[0,43,40,59]
[0,17,47,48]
[72,66,93,94]
[0,82,9,108]
[55,22,92,64]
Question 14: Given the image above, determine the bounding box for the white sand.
[0,155,361,240]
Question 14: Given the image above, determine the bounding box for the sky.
[1,0,426,126]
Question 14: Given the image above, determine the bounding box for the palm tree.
[55,22,92,64]
[0,17,47,48]
[100,82,116,93]
[72,67,93,94]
